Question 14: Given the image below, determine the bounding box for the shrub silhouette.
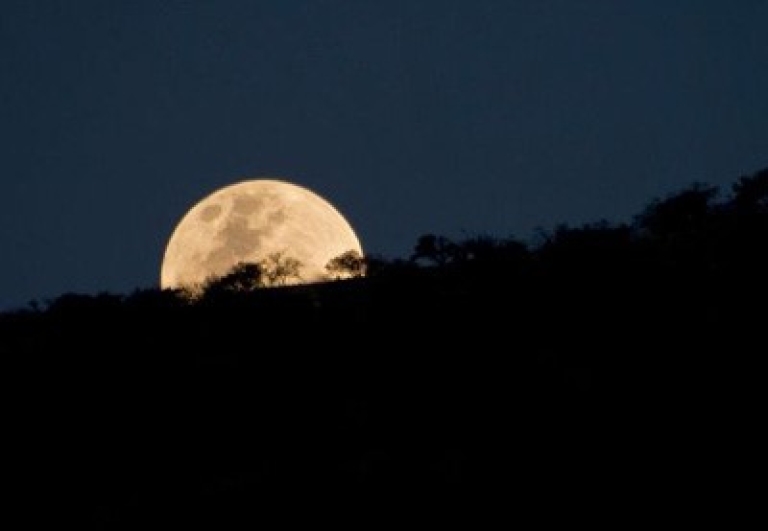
[204,261,264,294]
[326,250,367,279]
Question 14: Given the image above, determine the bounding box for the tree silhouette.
[635,183,719,238]
[260,252,303,286]
[326,250,367,279]
[203,262,264,296]
[411,234,458,267]
[732,168,768,213]
[452,235,529,267]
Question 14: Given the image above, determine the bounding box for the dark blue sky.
[2,0,767,308]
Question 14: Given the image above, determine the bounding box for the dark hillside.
[4,168,766,525]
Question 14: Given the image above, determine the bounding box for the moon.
[160,179,363,290]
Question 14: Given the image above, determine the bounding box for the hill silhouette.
[3,168,766,526]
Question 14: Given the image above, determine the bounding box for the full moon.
[160,179,363,290]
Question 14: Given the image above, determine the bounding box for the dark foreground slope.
[3,170,766,526]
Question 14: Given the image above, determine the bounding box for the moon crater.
[200,204,222,222]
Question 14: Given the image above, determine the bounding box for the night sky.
[2,0,767,309]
